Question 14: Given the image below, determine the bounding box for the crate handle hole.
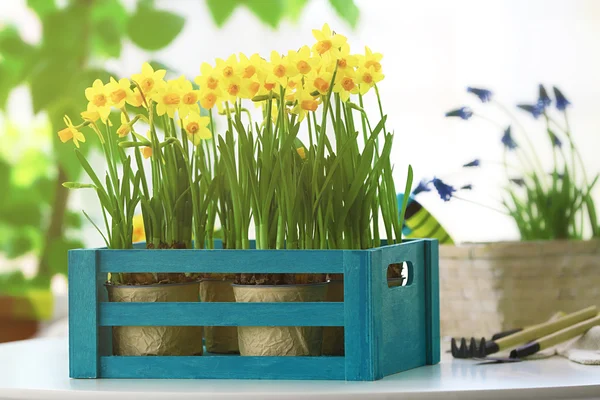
[387,262,413,288]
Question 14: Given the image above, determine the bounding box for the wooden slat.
[97,249,345,274]
[343,250,375,381]
[100,356,346,380]
[424,239,441,365]
[99,302,344,327]
[68,250,99,378]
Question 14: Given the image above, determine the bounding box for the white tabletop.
[1,337,599,400]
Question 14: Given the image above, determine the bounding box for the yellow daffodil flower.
[240,77,261,100]
[291,88,320,121]
[269,51,292,85]
[116,113,131,138]
[333,74,359,102]
[80,110,100,122]
[220,76,244,103]
[296,146,306,160]
[106,77,132,109]
[183,112,212,145]
[142,130,152,159]
[84,79,111,121]
[199,89,219,109]
[194,62,223,95]
[356,66,384,95]
[131,62,167,96]
[132,214,146,243]
[331,43,358,76]
[312,23,347,61]
[255,66,281,96]
[80,107,107,143]
[285,74,303,94]
[239,53,263,79]
[174,76,200,117]
[358,46,383,73]
[58,115,86,148]
[127,88,146,108]
[152,79,182,118]
[216,54,241,81]
[305,70,333,95]
[287,45,319,76]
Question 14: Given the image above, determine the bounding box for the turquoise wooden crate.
[68,239,439,381]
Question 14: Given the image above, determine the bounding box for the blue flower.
[432,177,456,202]
[510,178,526,187]
[445,107,473,120]
[501,126,518,151]
[550,132,562,148]
[463,159,480,168]
[517,104,543,119]
[461,184,473,190]
[537,84,551,109]
[553,87,571,111]
[467,87,493,103]
[412,179,431,196]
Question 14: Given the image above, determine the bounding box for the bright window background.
[2,0,600,245]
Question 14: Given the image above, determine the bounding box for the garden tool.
[510,313,600,359]
[490,311,566,340]
[451,306,597,359]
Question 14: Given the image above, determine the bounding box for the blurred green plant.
[0,0,186,290]
[205,0,360,28]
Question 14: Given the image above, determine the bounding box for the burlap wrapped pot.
[199,279,239,354]
[233,283,327,356]
[106,282,203,356]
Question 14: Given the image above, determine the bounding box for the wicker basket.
[440,239,600,338]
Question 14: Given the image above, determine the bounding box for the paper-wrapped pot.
[322,280,344,356]
[106,282,203,356]
[233,283,327,356]
[199,279,239,354]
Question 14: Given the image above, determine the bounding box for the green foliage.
[328,0,359,28]
[27,0,57,19]
[0,270,51,296]
[91,0,128,58]
[505,170,597,240]
[0,0,187,289]
[46,237,85,275]
[205,0,360,28]
[127,1,185,51]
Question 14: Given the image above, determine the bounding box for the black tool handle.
[491,328,522,341]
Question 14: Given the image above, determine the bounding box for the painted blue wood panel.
[99,302,345,326]
[100,356,346,380]
[378,241,427,377]
[98,249,344,274]
[68,249,99,378]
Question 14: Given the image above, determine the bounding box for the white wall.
[2,0,600,244]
